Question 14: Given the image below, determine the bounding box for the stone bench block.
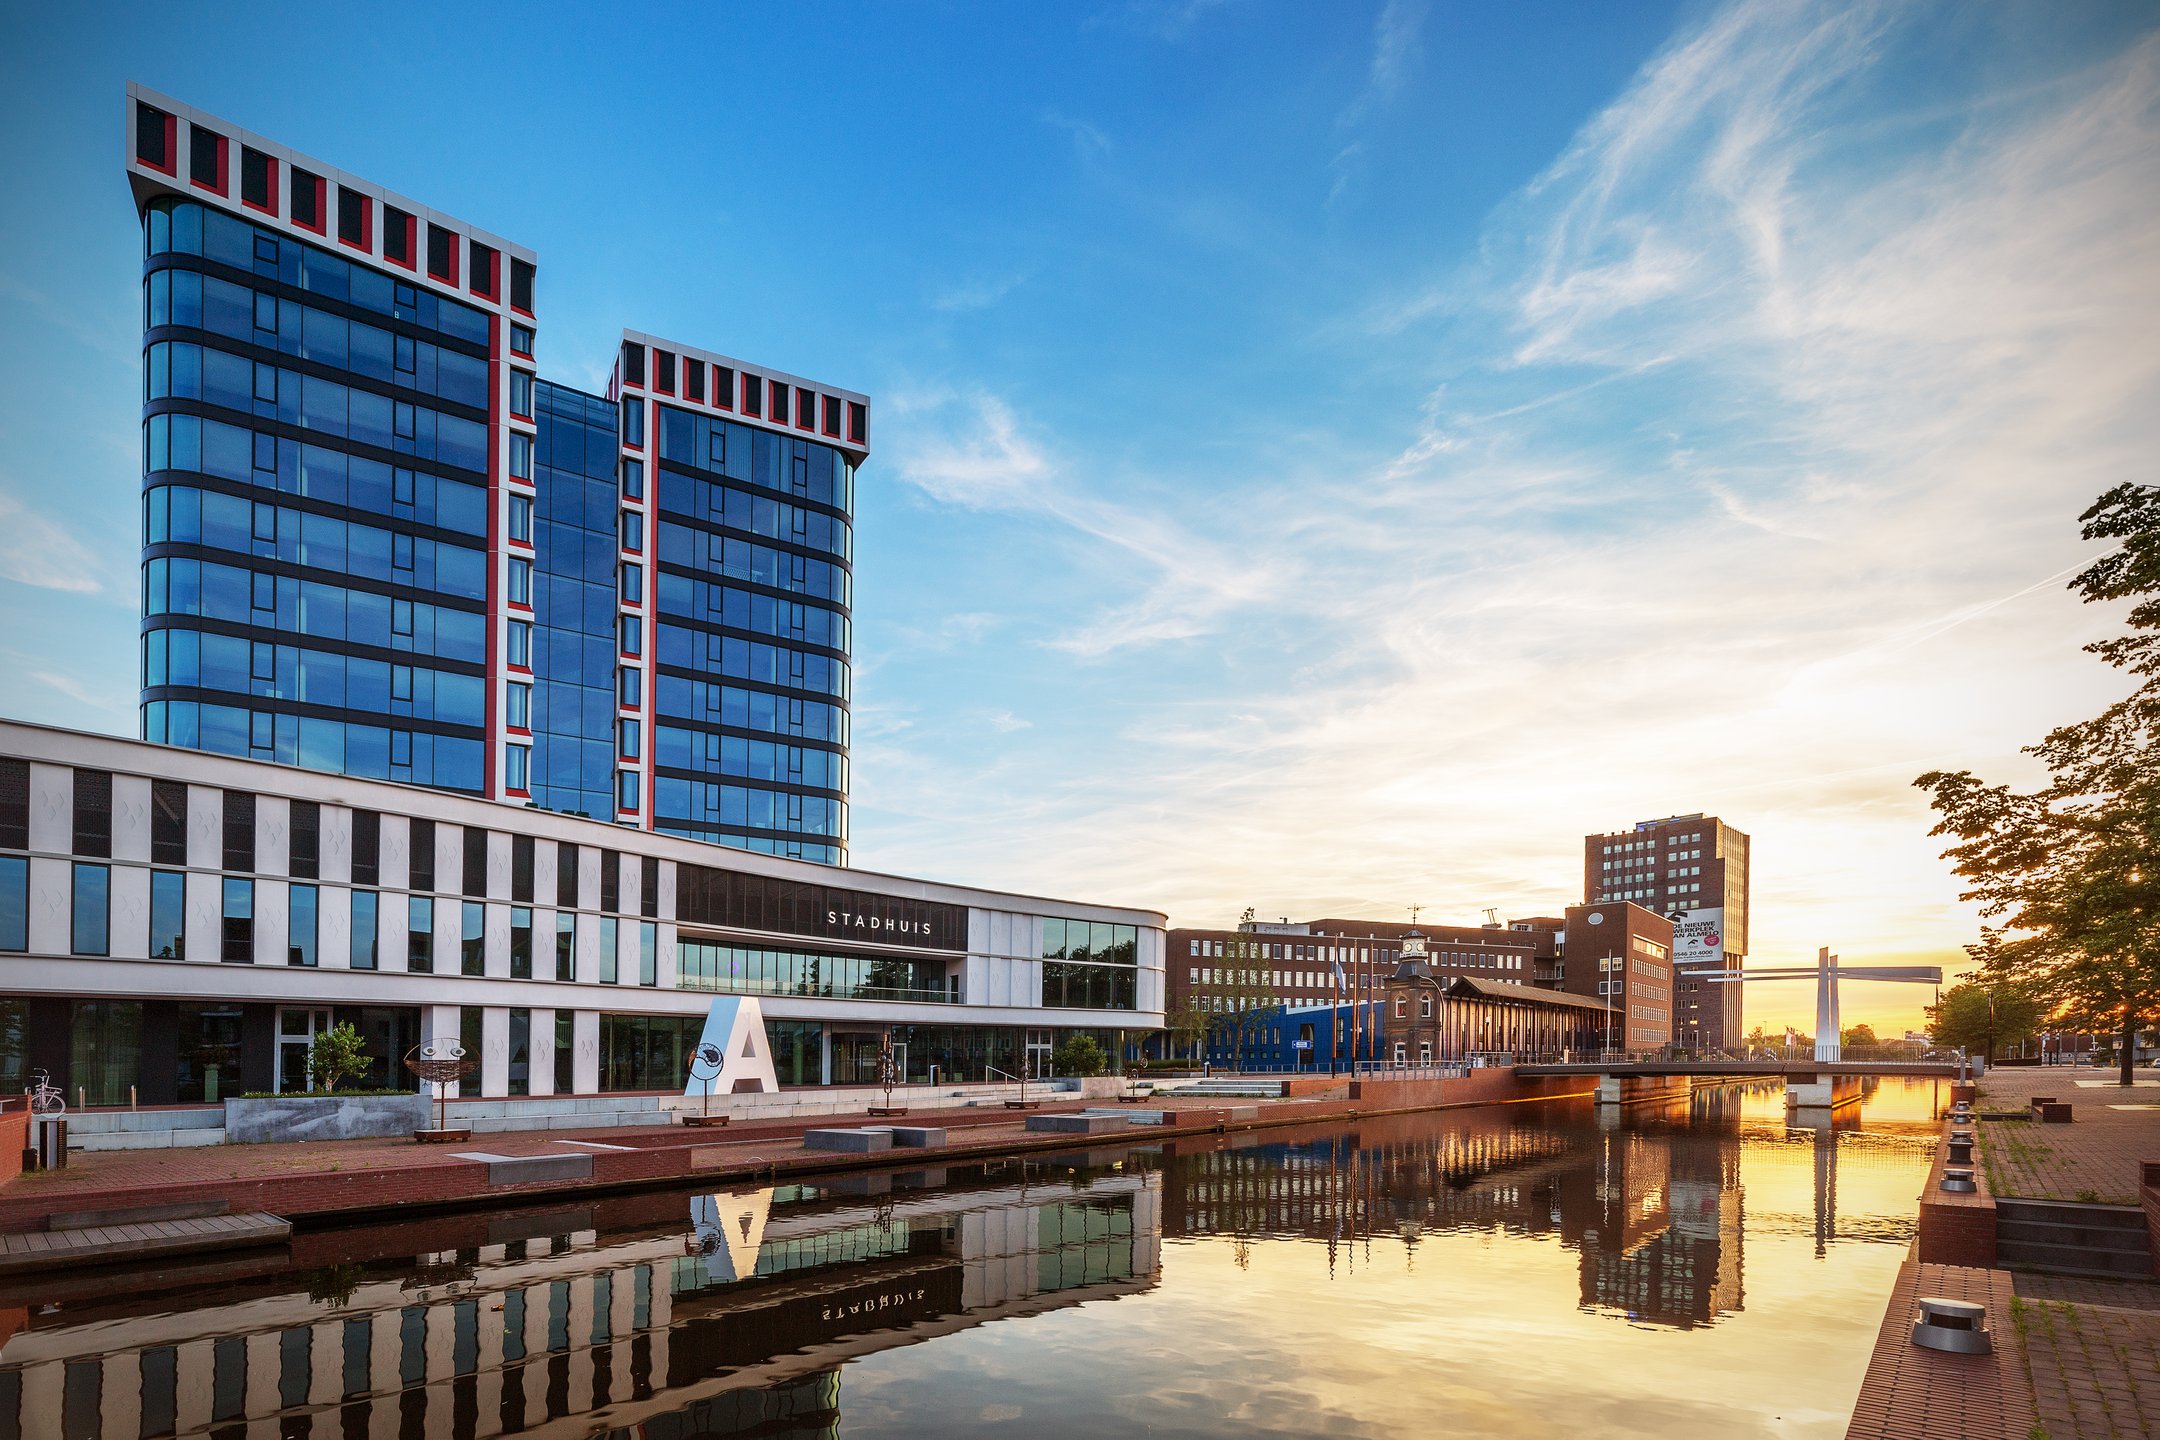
[803,1128,893,1153]
[864,1125,947,1148]
[1024,1114,1126,1135]
[452,1151,594,1185]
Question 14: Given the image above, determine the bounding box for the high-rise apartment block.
[129,86,862,864]
[1583,814,1750,1051]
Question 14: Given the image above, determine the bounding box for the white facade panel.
[113,774,151,864]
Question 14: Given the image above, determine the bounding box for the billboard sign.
[1670,907,1725,969]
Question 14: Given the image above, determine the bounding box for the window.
[190,126,223,189]
[136,101,171,169]
[469,239,497,298]
[621,396,645,448]
[0,856,28,951]
[510,258,535,313]
[714,366,735,408]
[622,511,644,554]
[0,759,26,849]
[222,878,254,963]
[383,205,414,265]
[822,394,842,438]
[619,668,642,708]
[347,809,377,887]
[618,615,642,657]
[407,896,433,972]
[509,431,532,482]
[337,187,369,247]
[289,801,320,879]
[618,770,640,812]
[769,381,789,426]
[462,828,488,898]
[655,350,675,393]
[511,907,532,979]
[599,852,619,911]
[510,369,533,417]
[508,493,533,545]
[620,564,642,605]
[848,401,868,445]
[621,343,646,386]
[427,224,456,284]
[73,769,113,857]
[556,1011,574,1092]
[639,855,659,919]
[509,556,532,605]
[685,358,705,403]
[152,780,188,866]
[618,719,641,760]
[507,1008,531,1097]
[795,387,813,428]
[555,913,575,981]
[598,917,618,983]
[742,374,762,417]
[224,791,255,871]
[507,620,532,669]
[408,817,435,890]
[351,891,378,970]
[288,884,318,967]
[461,901,485,976]
[557,846,580,909]
[240,147,273,210]
[511,835,534,903]
[639,922,657,986]
[510,322,534,356]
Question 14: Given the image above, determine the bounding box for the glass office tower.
[128,87,869,863]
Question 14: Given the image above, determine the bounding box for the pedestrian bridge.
[1514,1059,1965,1110]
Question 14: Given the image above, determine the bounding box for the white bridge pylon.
[1693,947,1942,1062]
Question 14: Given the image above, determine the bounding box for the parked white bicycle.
[27,1068,66,1117]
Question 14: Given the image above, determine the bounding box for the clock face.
[1587,913,1604,925]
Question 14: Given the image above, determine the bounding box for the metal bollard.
[1940,1166,1976,1193]
[1912,1296,1990,1354]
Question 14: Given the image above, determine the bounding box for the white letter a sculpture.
[687,995,780,1097]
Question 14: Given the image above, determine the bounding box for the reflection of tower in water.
[1575,1086,1747,1329]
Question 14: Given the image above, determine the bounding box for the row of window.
[650,824,841,866]
[145,272,489,410]
[1041,960,1139,1011]
[144,701,484,792]
[144,629,483,727]
[141,191,515,331]
[651,780,846,838]
[675,939,949,1003]
[656,571,850,653]
[655,520,852,606]
[624,342,867,447]
[654,624,850,701]
[656,408,855,512]
[146,482,486,601]
[656,471,851,562]
[653,677,849,746]
[145,556,485,664]
[149,350,488,473]
[151,419,488,533]
[654,726,847,792]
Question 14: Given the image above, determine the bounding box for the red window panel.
[821,394,842,438]
[337,188,373,252]
[768,379,789,426]
[468,240,499,300]
[135,103,177,175]
[188,127,228,196]
[239,147,278,217]
[290,167,327,234]
[382,206,417,270]
[794,387,814,431]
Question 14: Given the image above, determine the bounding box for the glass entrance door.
[277,1007,334,1093]
[1025,1028,1053,1078]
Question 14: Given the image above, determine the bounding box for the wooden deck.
[0,1211,290,1275]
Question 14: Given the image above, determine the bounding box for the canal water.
[0,1079,1943,1439]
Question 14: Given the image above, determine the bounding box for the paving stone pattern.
[1975,1068,2160,1205]
[2015,1287,2160,1440]
[1844,1260,2035,1440]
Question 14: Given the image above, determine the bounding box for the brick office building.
[1560,902,1676,1053]
[1583,814,1749,1052]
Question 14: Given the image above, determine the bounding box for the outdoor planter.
[224,1093,430,1145]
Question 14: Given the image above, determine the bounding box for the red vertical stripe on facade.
[483,311,501,799]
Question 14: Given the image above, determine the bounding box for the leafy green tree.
[1927,975,2046,1061]
[1052,1033,1107,1078]
[1166,998,1209,1062]
[1198,910,1280,1068]
[307,1022,372,1093]
[1917,484,2160,1086]
[1840,1023,1881,1052]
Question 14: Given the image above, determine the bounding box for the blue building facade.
[129,88,869,864]
[1198,1001,1390,1071]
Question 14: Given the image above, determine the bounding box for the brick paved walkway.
[2015,1288,2160,1439]
[1973,1067,2160,1204]
[1845,1261,2034,1440]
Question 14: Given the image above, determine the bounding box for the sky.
[2,1,2156,1036]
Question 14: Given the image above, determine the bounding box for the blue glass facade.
[651,402,852,863]
[529,381,619,819]
[138,198,490,792]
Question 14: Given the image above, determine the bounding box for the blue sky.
[3,1,2156,1031]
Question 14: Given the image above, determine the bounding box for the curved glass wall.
[137,197,492,793]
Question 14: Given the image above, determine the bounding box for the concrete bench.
[452,1151,593,1186]
[2032,1100,2073,1123]
[1024,1113,1127,1135]
[1080,1108,1168,1127]
[803,1128,893,1154]
[863,1125,947,1148]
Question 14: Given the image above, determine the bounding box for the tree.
[1927,977,2046,1061]
[1197,909,1280,1068]
[1166,998,1209,1061]
[1053,1033,1107,1078]
[307,1022,372,1093]
[1917,484,2160,1086]
[1840,1023,1881,1052]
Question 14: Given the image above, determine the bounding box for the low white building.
[0,719,1164,1105]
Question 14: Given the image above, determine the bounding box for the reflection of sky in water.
[0,1079,1938,1440]
[838,1081,1938,1439]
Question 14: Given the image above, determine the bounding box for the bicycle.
[27,1068,65,1118]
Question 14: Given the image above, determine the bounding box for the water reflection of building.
[1572,1091,1746,1329]
[0,1162,1159,1438]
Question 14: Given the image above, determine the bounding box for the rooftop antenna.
[1409,904,1422,926]
[1483,907,1500,926]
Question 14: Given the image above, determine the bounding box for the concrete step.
[1997,1219,2151,1254]
[1995,1198,2148,1230]
[1997,1240,2154,1279]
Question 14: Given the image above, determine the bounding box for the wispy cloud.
[0,492,107,595]
[860,1,2160,1033]
[929,273,1028,313]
